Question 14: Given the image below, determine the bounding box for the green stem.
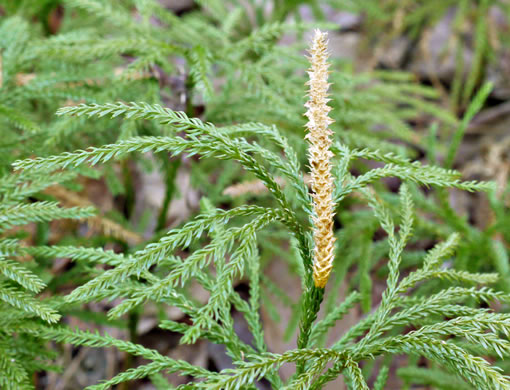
[296,285,325,374]
[121,159,135,219]
[156,157,180,231]
[119,310,139,390]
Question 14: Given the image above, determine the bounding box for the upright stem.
[156,157,180,231]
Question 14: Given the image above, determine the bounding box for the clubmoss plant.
[3,27,510,389]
